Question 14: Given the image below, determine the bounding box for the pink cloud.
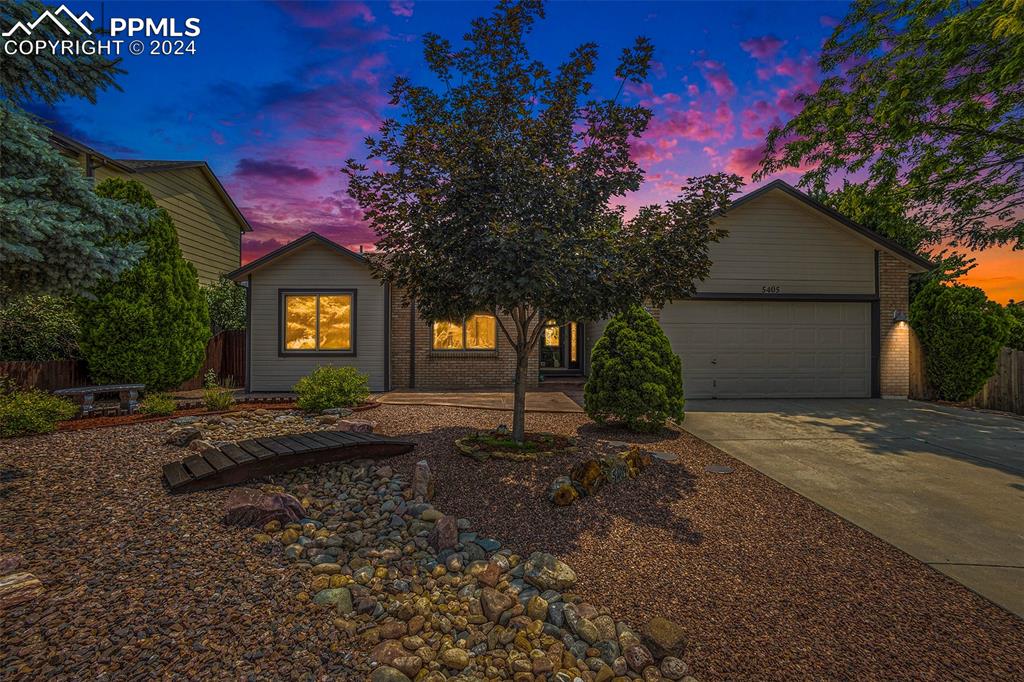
[389,1,414,17]
[740,99,780,138]
[352,53,389,87]
[724,143,766,178]
[820,15,840,28]
[696,60,736,98]
[740,35,786,61]
[211,130,225,145]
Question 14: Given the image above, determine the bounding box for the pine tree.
[1,1,145,296]
[76,179,210,390]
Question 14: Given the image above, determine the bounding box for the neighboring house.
[228,180,931,398]
[50,130,252,283]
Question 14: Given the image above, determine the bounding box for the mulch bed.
[1,404,1021,680]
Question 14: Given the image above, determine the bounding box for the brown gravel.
[2,403,1022,681]
[372,405,1024,681]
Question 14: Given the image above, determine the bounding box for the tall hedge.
[584,305,684,432]
[910,281,1009,401]
[76,179,210,390]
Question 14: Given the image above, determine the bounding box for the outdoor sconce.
[892,310,909,324]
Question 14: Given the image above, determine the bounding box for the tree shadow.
[384,423,702,559]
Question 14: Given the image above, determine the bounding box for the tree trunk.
[511,345,530,442]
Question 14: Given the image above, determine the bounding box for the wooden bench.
[54,384,145,416]
[162,431,416,493]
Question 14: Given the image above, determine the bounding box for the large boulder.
[165,426,201,447]
[222,489,305,528]
[523,552,577,591]
[334,419,375,433]
[641,616,687,658]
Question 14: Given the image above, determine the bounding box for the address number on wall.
[761,285,781,294]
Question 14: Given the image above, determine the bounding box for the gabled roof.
[48,129,253,233]
[729,179,934,272]
[226,232,368,281]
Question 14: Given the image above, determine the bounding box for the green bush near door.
[584,305,684,432]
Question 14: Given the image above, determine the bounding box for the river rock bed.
[260,461,696,681]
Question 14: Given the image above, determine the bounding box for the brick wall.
[879,251,911,398]
[389,290,540,390]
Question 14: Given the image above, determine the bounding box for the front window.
[432,314,497,350]
[283,292,353,352]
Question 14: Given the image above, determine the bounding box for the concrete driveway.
[683,399,1024,618]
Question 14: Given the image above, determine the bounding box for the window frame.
[278,288,357,357]
[431,313,499,352]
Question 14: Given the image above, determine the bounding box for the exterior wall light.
[892,310,909,323]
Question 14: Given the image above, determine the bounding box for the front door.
[539,320,582,374]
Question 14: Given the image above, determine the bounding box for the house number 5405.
[762,285,781,294]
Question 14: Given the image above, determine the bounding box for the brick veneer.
[389,289,540,390]
[879,251,911,398]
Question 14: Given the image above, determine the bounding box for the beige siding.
[94,166,241,283]
[700,191,876,295]
[248,243,387,392]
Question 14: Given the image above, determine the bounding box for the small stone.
[439,647,470,670]
[660,656,689,680]
[412,459,434,501]
[526,595,548,621]
[649,450,677,462]
[313,588,352,610]
[481,587,514,623]
[429,515,458,552]
[353,565,375,584]
[623,645,654,673]
[311,563,342,575]
[523,552,576,591]
[641,617,687,658]
[370,667,411,682]
[392,655,423,679]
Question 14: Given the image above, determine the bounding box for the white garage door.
[659,301,871,398]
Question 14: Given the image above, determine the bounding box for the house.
[227,180,931,399]
[50,130,252,283]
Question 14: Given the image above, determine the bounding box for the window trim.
[278,288,357,357]
[431,313,498,352]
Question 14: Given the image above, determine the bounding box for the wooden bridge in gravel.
[162,431,416,493]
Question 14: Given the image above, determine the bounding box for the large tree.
[757,0,1024,250]
[346,0,741,440]
[1,1,146,296]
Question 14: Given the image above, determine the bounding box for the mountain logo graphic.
[2,4,94,37]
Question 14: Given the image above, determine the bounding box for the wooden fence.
[0,359,89,392]
[909,331,1024,415]
[175,330,246,391]
[0,330,246,392]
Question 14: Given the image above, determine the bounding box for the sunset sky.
[26,0,1022,303]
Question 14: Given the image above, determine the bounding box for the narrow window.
[283,292,353,352]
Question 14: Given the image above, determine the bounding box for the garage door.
[659,301,871,398]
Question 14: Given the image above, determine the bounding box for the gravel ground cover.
[1,404,1022,681]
